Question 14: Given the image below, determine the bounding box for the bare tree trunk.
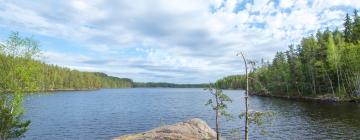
[336,65,340,93]
[355,74,360,96]
[1,132,7,140]
[286,83,289,97]
[312,72,316,95]
[215,109,219,140]
[339,67,349,97]
[344,71,355,96]
[215,92,220,140]
[296,81,302,96]
[325,70,336,98]
[239,52,249,140]
[308,66,317,95]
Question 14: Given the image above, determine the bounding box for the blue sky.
[0,0,359,83]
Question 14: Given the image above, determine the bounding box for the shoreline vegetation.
[216,10,360,103]
[0,53,134,93]
[1,83,210,93]
[250,92,360,103]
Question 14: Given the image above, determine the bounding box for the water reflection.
[22,89,360,140]
[251,96,360,139]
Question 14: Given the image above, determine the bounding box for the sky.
[0,0,359,84]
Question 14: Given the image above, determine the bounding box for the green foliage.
[0,56,133,91]
[0,32,41,93]
[326,34,339,69]
[205,84,232,116]
[0,32,39,139]
[239,111,275,135]
[0,95,31,139]
[205,84,232,140]
[344,13,353,42]
[0,33,133,94]
[215,75,246,89]
[217,11,360,99]
[0,46,133,92]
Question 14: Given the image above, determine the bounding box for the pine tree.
[344,13,353,42]
[205,84,232,140]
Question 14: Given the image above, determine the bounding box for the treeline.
[35,64,133,90]
[217,10,360,99]
[134,82,208,88]
[0,33,133,93]
[216,75,246,90]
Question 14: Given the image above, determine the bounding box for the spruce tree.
[352,10,360,42]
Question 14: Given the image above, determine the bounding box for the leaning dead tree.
[237,52,274,140]
[237,52,249,140]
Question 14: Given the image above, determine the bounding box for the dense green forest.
[32,65,134,90]
[134,82,208,88]
[217,11,360,100]
[0,33,133,93]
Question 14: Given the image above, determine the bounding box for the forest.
[0,33,133,93]
[216,10,360,100]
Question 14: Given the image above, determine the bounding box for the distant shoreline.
[10,88,360,103]
[1,87,207,94]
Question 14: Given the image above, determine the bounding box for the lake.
[22,88,360,140]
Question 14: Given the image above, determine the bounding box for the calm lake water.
[22,88,360,140]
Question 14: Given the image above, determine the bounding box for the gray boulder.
[113,118,217,140]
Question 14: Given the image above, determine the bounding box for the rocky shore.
[113,118,217,140]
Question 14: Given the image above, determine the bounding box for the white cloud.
[252,0,270,12]
[279,0,295,9]
[223,0,238,12]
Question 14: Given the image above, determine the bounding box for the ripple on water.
[22,88,360,140]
